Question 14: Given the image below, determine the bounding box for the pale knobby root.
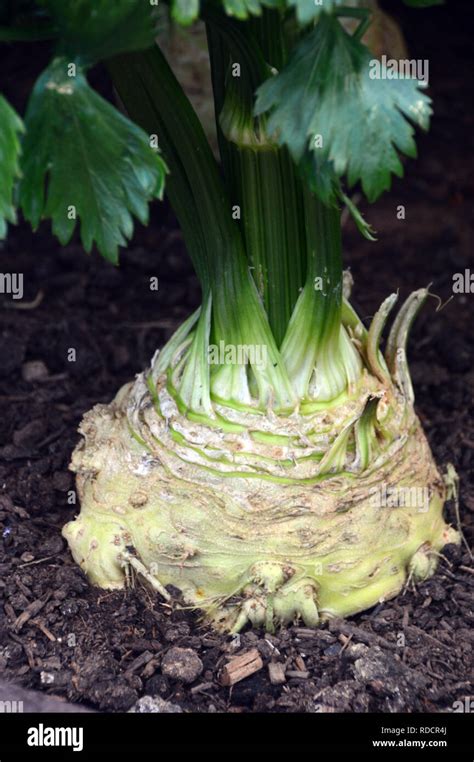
[63,292,460,632]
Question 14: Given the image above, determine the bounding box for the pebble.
[344,643,370,661]
[128,696,182,714]
[60,600,79,617]
[40,672,55,685]
[21,360,49,382]
[161,647,203,684]
[353,650,392,682]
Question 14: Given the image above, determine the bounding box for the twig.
[30,619,56,642]
[18,555,56,568]
[12,594,51,633]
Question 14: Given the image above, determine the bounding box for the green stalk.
[280,193,341,392]
[233,147,306,346]
[281,192,361,401]
[205,7,306,345]
[110,10,359,409]
[248,5,287,69]
[204,6,358,395]
[108,44,295,411]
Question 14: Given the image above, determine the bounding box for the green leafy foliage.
[0,95,24,238]
[223,0,283,19]
[171,0,283,25]
[19,58,167,263]
[287,0,351,25]
[255,13,432,202]
[39,0,158,64]
[158,0,441,27]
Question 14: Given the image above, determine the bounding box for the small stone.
[161,647,203,684]
[60,599,79,617]
[353,650,391,682]
[344,643,370,661]
[22,360,49,382]
[128,696,182,713]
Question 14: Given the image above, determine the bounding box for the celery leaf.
[255,14,432,202]
[19,58,167,263]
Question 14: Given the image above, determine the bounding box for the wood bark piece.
[219,648,263,687]
[125,650,153,675]
[268,662,286,685]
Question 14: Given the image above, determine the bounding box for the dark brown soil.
[0,1,472,713]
